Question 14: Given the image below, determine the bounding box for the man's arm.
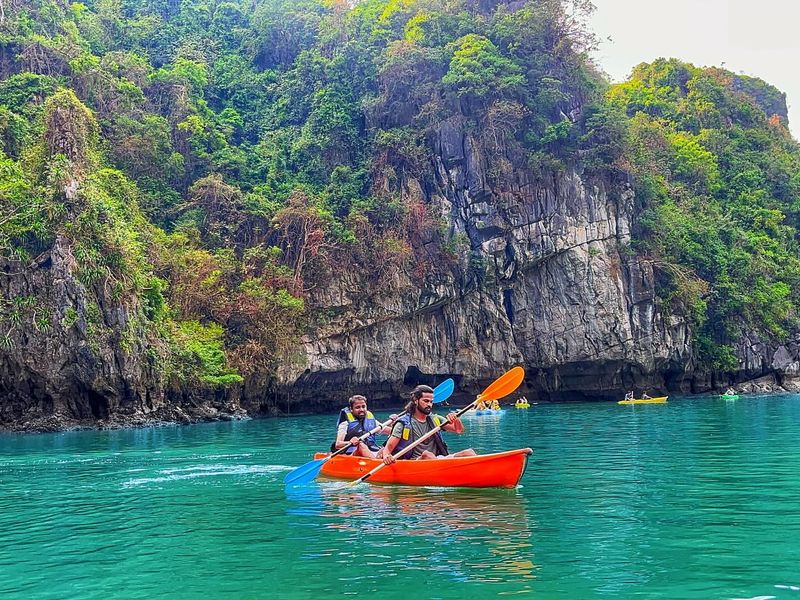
[441,412,465,433]
[382,422,404,464]
[334,421,360,450]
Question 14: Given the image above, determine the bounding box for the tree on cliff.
[607,59,800,368]
[41,89,98,184]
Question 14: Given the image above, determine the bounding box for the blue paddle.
[432,378,454,404]
[284,378,455,486]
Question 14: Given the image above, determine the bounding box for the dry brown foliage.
[271,191,337,291]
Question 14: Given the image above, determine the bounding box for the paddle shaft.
[354,399,478,484]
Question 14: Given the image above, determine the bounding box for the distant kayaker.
[382,385,477,464]
[642,392,651,399]
[725,387,735,395]
[625,391,634,400]
[332,395,395,459]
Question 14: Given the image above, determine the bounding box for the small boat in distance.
[314,448,532,488]
[514,397,530,409]
[471,409,506,416]
[618,396,668,405]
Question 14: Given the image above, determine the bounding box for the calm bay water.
[1,395,800,599]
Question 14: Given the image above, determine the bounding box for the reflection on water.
[286,482,537,585]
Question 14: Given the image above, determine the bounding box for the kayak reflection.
[286,483,537,583]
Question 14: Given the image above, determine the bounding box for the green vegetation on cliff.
[605,59,800,368]
[0,0,798,388]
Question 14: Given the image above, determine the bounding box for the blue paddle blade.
[284,457,326,486]
[433,378,455,404]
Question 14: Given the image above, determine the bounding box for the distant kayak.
[720,394,739,400]
[618,396,668,405]
[314,448,532,488]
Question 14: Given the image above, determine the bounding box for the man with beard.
[333,395,395,458]
[382,385,476,464]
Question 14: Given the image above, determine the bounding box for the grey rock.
[283,126,694,407]
[0,233,240,431]
[4,120,798,429]
[279,124,797,409]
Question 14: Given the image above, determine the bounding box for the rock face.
[278,120,800,410]
[1,235,146,429]
[3,124,799,430]
[0,234,242,431]
[283,121,695,408]
[731,75,789,122]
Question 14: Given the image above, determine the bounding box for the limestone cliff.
[2,1,798,431]
[4,122,798,430]
[275,117,800,411]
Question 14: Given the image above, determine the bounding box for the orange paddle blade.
[477,366,525,402]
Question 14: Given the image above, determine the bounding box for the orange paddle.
[351,366,525,485]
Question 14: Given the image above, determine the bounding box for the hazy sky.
[588,0,800,139]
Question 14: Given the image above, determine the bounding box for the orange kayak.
[313,448,533,488]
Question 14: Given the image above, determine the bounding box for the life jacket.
[330,408,379,454]
[390,413,449,460]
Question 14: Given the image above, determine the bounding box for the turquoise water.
[2,395,800,599]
